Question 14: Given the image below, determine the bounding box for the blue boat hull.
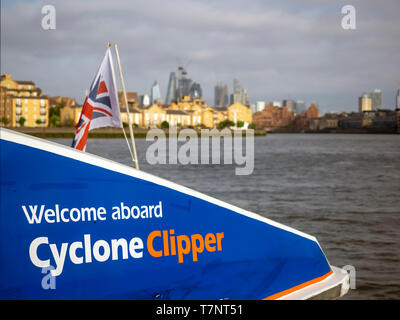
[0,129,334,299]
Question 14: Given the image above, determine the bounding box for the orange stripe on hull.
[263,270,333,300]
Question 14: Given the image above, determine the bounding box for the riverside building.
[0,74,49,127]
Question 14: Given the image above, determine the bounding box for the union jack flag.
[72,48,122,151]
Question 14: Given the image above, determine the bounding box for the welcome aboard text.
[22,202,224,276]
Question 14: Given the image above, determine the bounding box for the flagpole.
[113,43,140,170]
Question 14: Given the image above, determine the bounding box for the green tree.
[49,102,65,121]
[50,114,60,127]
[248,122,256,129]
[18,117,26,127]
[35,119,42,125]
[0,117,10,126]
[237,120,244,128]
[217,119,235,129]
[160,120,169,129]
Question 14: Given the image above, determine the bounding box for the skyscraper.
[295,100,306,114]
[165,72,177,104]
[369,89,382,110]
[174,66,202,100]
[139,94,150,106]
[255,101,266,112]
[150,81,162,105]
[358,94,372,112]
[283,99,295,113]
[396,89,400,110]
[190,82,202,99]
[230,78,250,106]
[214,83,228,107]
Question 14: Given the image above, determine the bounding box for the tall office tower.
[170,66,203,100]
[233,78,241,94]
[165,72,177,104]
[150,81,162,105]
[230,78,250,106]
[140,94,150,106]
[214,83,229,107]
[283,99,295,113]
[190,82,202,99]
[272,101,282,107]
[243,89,250,106]
[358,94,372,112]
[295,100,306,114]
[176,66,193,99]
[139,93,150,107]
[368,89,382,110]
[396,89,400,110]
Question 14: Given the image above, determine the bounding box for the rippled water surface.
[53,134,400,299]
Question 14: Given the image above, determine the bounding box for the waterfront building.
[0,87,13,126]
[120,108,142,127]
[60,103,82,126]
[305,104,320,119]
[0,73,49,127]
[227,102,253,127]
[309,114,339,131]
[372,110,397,129]
[140,103,166,128]
[253,103,295,131]
[201,107,215,128]
[166,110,191,127]
[118,91,139,110]
[358,94,372,112]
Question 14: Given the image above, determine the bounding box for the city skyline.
[1,0,399,114]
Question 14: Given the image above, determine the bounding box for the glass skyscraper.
[165,72,177,104]
[230,78,249,106]
[214,83,228,107]
[150,81,162,105]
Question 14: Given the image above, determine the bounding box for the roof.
[2,87,40,91]
[166,110,189,115]
[212,106,227,111]
[15,80,35,85]
[120,108,141,113]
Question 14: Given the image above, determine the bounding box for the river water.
[52,134,400,299]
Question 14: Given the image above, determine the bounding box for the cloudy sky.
[1,0,399,113]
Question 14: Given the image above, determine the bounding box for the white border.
[1,128,317,242]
